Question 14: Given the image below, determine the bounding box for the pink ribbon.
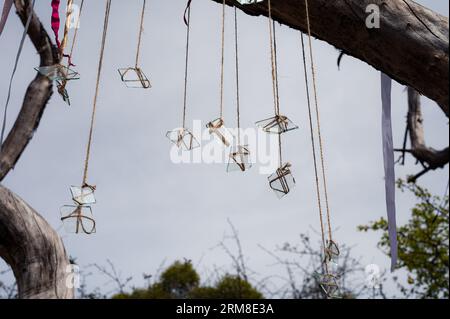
[51,0,61,48]
[0,0,14,36]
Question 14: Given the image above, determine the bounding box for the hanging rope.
[234,7,241,144]
[267,0,283,167]
[0,0,36,151]
[82,0,112,187]
[135,0,146,69]
[67,0,84,63]
[219,0,226,120]
[60,0,73,53]
[304,0,334,244]
[182,0,192,128]
[300,32,327,269]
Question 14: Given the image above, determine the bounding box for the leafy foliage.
[113,260,263,299]
[359,180,449,298]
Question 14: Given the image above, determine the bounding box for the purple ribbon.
[381,72,398,272]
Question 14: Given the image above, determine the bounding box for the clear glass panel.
[318,273,340,298]
[60,205,96,234]
[166,128,200,151]
[268,163,296,199]
[35,64,80,82]
[227,145,252,172]
[206,118,234,147]
[118,67,151,89]
[70,185,96,205]
[256,114,299,134]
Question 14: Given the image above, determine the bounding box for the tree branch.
[212,0,449,114]
[0,0,58,181]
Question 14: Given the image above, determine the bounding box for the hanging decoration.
[257,0,298,199]
[227,7,252,173]
[0,0,13,37]
[35,0,81,102]
[166,0,199,151]
[60,0,112,234]
[206,0,234,148]
[381,72,398,271]
[118,0,151,89]
[1,0,36,150]
[56,0,85,105]
[300,0,340,298]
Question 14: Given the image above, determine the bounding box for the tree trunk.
[0,0,73,299]
[0,185,74,299]
[215,0,449,115]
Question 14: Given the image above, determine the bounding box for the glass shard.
[56,80,71,106]
[118,67,151,89]
[206,118,234,147]
[70,185,96,205]
[35,64,80,82]
[227,145,252,172]
[268,163,295,199]
[166,128,200,151]
[60,205,96,235]
[256,114,299,134]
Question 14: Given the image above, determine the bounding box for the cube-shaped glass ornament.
[35,64,80,82]
[227,145,252,172]
[315,273,340,299]
[70,185,96,206]
[57,80,71,106]
[268,163,295,199]
[256,114,298,134]
[206,118,234,147]
[118,67,151,89]
[60,205,96,234]
[166,128,200,151]
[324,240,340,263]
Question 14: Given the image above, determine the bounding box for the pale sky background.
[0,0,448,298]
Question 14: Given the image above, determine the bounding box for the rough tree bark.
[0,0,73,299]
[215,0,449,115]
[403,88,449,182]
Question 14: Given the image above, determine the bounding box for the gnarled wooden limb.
[0,185,73,299]
[0,0,72,299]
[404,87,449,183]
[214,0,449,115]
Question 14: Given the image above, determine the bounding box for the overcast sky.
[0,0,448,297]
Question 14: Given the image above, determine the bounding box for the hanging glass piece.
[166,127,200,151]
[324,240,340,263]
[314,272,340,299]
[60,205,96,234]
[56,80,71,106]
[35,64,80,82]
[206,118,233,147]
[268,163,295,198]
[70,185,96,206]
[118,67,151,89]
[227,145,252,172]
[256,114,299,134]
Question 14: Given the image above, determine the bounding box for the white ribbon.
[381,72,398,272]
[0,0,14,36]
